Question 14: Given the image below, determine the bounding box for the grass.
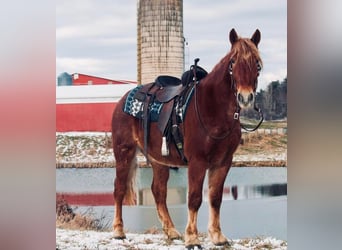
[259,120,287,129]
[56,196,110,231]
[239,117,287,129]
[237,133,287,154]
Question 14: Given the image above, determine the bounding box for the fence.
[245,128,287,135]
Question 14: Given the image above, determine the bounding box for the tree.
[243,77,287,120]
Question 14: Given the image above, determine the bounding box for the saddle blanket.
[123,85,162,121]
[123,84,194,122]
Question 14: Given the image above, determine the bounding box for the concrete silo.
[137,0,184,84]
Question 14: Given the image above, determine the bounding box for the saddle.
[133,60,208,163]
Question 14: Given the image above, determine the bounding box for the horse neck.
[196,63,237,122]
[201,59,236,104]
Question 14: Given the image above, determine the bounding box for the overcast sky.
[56,0,286,90]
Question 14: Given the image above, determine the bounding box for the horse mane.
[207,37,263,84]
[230,38,263,69]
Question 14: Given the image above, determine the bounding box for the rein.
[239,106,264,132]
[194,80,239,140]
[192,58,239,140]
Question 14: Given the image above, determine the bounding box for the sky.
[56,0,287,90]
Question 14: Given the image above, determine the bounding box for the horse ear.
[251,29,261,47]
[229,28,238,45]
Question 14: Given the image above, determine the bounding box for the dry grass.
[259,120,287,129]
[237,133,287,155]
[56,196,110,231]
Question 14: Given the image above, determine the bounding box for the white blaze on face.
[236,87,255,108]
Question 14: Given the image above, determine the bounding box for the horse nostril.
[238,93,243,103]
[248,93,254,102]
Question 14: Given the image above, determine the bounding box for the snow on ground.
[233,152,286,162]
[56,228,287,250]
[56,132,287,166]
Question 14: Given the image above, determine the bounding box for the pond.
[56,167,287,240]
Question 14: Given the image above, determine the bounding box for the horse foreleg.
[207,166,230,246]
[151,163,181,240]
[185,163,206,248]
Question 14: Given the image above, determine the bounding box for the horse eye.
[229,60,235,75]
[256,61,262,72]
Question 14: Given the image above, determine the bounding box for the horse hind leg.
[113,141,138,239]
[151,163,182,240]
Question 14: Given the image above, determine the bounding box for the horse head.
[228,28,262,109]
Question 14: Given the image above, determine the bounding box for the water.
[56,167,287,240]
[56,167,286,193]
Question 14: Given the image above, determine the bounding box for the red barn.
[56,74,137,132]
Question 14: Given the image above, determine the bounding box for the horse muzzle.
[237,91,255,108]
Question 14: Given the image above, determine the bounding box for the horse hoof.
[167,228,182,240]
[208,229,230,246]
[170,234,182,240]
[215,240,230,247]
[185,244,202,250]
[113,230,126,240]
[113,235,126,240]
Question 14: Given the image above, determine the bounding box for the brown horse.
[111,28,262,248]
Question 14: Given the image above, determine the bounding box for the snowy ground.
[56,228,287,250]
[56,132,287,167]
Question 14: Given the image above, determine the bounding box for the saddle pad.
[123,85,163,121]
[123,84,196,122]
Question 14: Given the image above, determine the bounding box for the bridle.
[228,59,264,132]
[228,59,262,93]
[193,58,263,140]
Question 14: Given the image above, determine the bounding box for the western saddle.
[134,59,208,163]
